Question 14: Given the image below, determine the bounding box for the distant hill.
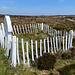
[0,14,75,31]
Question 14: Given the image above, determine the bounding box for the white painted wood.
[2,32,4,48]
[53,37,56,53]
[56,36,58,51]
[17,38,20,65]
[19,25,22,33]
[65,32,67,51]
[30,24,31,29]
[22,38,26,64]
[35,40,38,59]
[38,23,39,29]
[34,24,35,29]
[6,40,9,56]
[41,23,43,30]
[16,25,19,34]
[47,25,49,34]
[68,34,70,49]
[40,39,42,56]
[63,36,65,51]
[61,30,62,41]
[69,30,73,48]
[13,25,16,34]
[22,25,25,34]
[5,36,7,50]
[26,42,30,67]
[47,37,50,53]
[11,36,16,67]
[0,25,1,30]
[4,16,12,56]
[50,37,54,54]
[0,30,2,47]
[7,33,12,56]
[1,23,5,37]
[31,40,34,61]
[25,24,27,33]
[4,16,13,32]
[44,39,46,53]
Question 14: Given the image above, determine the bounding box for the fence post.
[47,37,50,53]
[13,25,16,34]
[16,25,19,34]
[19,25,22,33]
[25,24,27,33]
[11,36,16,67]
[50,37,54,54]
[40,39,42,56]
[56,31,58,51]
[53,37,56,53]
[0,30,2,47]
[35,40,38,59]
[63,36,65,51]
[4,16,13,56]
[22,25,25,34]
[26,42,30,67]
[31,40,34,61]
[69,30,73,48]
[1,23,5,37]
[22,38,26,65]
[65,32,67,51]
[61,30,62,41]
[44,39,46,53]
[17,37,20,65]
[28,24,30,33]
[41,23,43,30]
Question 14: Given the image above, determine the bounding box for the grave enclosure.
[0,16,74,67]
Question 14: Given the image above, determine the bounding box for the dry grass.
[0,14,75,31]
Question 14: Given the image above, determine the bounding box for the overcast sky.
[0,0,75,15]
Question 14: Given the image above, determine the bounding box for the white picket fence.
[0,15,74,67]
[12,23,68,37]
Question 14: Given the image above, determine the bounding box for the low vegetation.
[0,14,75,75]
[37,53,56,70]
[0,48,75,75]
[0,15,75,31]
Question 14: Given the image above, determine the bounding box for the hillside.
[0,14,75,31]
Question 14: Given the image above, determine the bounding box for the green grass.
[58,64,75,75]
[0,48,75,75]
[0,48,41,75]
[14,30,48,42]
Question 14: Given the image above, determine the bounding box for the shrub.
[55,51,62,59]
[61,51,72,60]
[72,38,75,47]
[37,53,56,70]
[70,47,75,59]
